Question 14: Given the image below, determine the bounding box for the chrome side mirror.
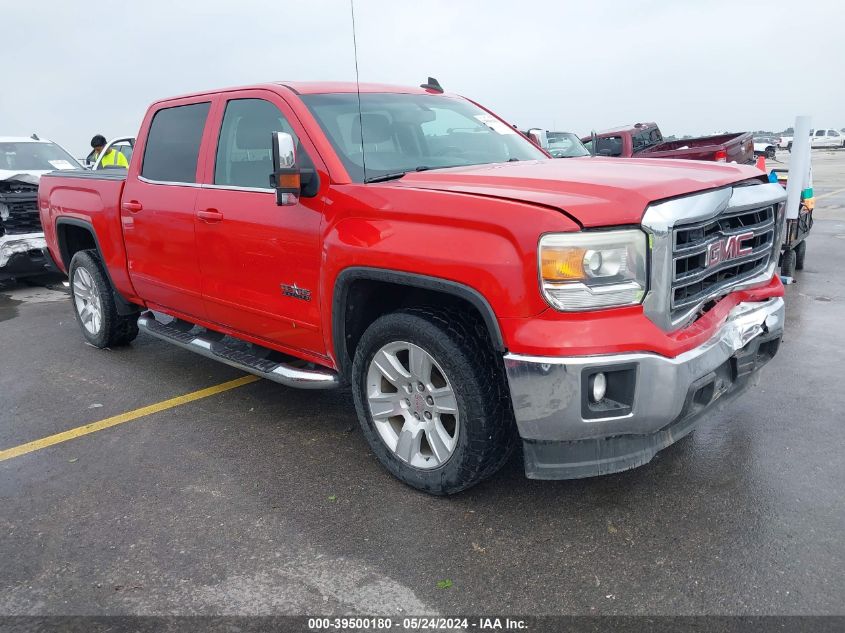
[527,128,548,149]
[271,131,299,206]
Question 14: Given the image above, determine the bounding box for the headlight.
[539,229,648,311]
[0,202,8,222]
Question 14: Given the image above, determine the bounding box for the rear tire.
[765,147,776,159]
[68,250,139,348]
[780,248,797,278]
[351,307,516,495]
[795,240,807,270]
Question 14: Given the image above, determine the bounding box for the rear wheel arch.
[55,218,139,316]
[55,218,98,270]
[331,268,505,381]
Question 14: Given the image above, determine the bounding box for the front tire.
[780,248,797,277]
[351,307,516,495]
[766,146,776,159]
[69,250,139,348]
[795,240,807,270]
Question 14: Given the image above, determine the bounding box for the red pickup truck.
[583,122,755,164]
[39,82,787,494]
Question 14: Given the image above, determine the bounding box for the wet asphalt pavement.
[1,150,844,617]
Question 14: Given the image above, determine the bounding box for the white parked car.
[810,128,844,149]
[753,137,778,159]
[0,136,82,280]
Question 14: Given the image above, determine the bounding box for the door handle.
[197,208,224,223]
[122,201,143,213]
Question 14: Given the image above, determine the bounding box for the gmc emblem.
[706,232,754,268]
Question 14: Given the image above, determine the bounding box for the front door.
[194,93,325,355]
[121,100,211,318]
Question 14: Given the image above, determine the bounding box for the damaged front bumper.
[0,232,56,280]
[503,297,785,479]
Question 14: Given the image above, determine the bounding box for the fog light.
[590,372,607,403]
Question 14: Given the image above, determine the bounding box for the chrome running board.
[137,311,339,390]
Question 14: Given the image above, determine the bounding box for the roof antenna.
[350,0,367,182]
[31,133,40,141]
[420,77,443,93]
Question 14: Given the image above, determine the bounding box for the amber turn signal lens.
[541,246,587,281]
[276,173,301,189]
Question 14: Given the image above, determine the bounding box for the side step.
[137,311,339,390]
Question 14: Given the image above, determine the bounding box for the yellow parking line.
[0,375,260,462]
[815,186,845,201]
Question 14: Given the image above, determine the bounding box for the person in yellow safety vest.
[89,134,128,169]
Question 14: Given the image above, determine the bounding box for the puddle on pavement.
[0,292,22,323]
[0,279,68,323]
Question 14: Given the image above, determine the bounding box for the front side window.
[142,102,210,183]
[829,130,840,137]
[301,93,546,182]
[0,142,81,171]
[215,98,310,189]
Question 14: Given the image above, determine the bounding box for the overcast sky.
[3,0,843,156]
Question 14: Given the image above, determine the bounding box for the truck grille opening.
[0,184,42,236]
[670,205,775,316]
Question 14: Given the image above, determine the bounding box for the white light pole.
[785,116,812,220]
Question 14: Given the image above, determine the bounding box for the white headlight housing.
[0,202,9,222]
[539,229,648,311]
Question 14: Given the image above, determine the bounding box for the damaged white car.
[1,136,81,280]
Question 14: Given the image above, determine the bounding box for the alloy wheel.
[72,267,103,335]
[365,341,460,469]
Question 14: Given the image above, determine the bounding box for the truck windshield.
[301,93,547,182]
[0,142,81,171]
[546,133,590,158]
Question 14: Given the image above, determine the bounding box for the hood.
[393,157,762,227]
[0,170,47,185]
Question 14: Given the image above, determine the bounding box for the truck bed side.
[641,132,753,163]
[39,169,140,304]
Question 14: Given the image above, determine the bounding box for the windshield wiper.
[365,171,408,183]
[365,166,431,183]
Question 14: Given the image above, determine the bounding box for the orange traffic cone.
[756,154,766,172]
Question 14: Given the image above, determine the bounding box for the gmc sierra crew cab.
[39,81,787,494]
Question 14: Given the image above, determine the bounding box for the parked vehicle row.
[39,80,787,494]
[778,128,844,151]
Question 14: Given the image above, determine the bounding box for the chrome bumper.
[503,297,784,477]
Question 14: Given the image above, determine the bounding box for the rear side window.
[142,102,210,183]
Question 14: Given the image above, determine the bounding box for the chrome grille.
[640,182,787,332]
[0,184,42,236]
[671,205,775,315]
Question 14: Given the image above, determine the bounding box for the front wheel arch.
[331,268,505,381]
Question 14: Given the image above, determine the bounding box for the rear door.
[194,90,326,355]
[121,99,212,318]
